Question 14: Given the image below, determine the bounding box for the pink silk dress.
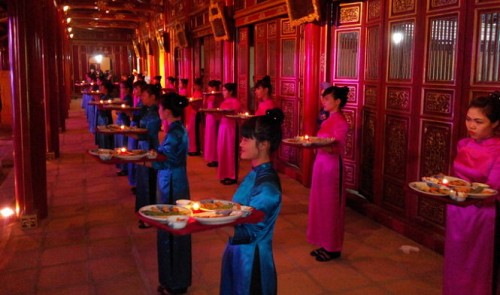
[444,136,500,295]
[255,99,275,116]
[186,89,202,153]
[307,112,349,252]
[217,97,241,180]
[203,95,218,162]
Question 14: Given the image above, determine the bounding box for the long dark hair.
[322,86,349,110]
[241,108,284,153]
[255,75,272,95]
[159,92,189,118]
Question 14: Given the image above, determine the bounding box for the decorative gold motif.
[340,6,360,24]
[281,81,296,96]
[392,0,415,15]
[431,0,458,9]
[420,122,451,176]
[343,110,355,160]
[285,0,321,27]
[365,86,377,106]
[209,1,231,41]
[268,21,277,37]
[387,87,410,111]
[384,116,408,178]
[281,20,295,35]
[423,90,452,116]
[368,0,381,20]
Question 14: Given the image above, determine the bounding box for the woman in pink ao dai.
[444,91,500,295]
[307,86,350,262]
[204,80,222,167]
[217,83,241,185]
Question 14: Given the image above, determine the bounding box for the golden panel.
[339,6,360,24]
[384,116,408,179]
[423,90,453,117]
[430,0,458,10]
[420,121,451,177]
[365,86,377,106]
[387,87,411,112]
[343,109,355,160]
[392,0,415,15]
[281,81,296,96]
[368,0,382,21]
[281,20,296,35]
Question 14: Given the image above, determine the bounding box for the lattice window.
[336,31,359,79]
[366,26,380,80]
[427,16,458,82]
[476,11,500,83]
[389,21,415,80]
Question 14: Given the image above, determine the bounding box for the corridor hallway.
[0,99,443,295]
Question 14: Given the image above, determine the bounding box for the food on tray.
[200,200,236,210]
[421,175,470,187]
[411,182,450,195]
[140,205,190,217]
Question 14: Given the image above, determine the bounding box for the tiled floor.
[0,99,443,295]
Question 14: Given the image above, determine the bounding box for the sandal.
[310,247,326,257]
[314,248,341,262]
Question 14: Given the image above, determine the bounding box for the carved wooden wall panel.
[360,110,376,199]
[382,178,406,211]
[391,0,416,17]
[342,108,356,161]
[383,115,409,180]
[279,98,300,165]
[416,196,445,227]
[419,121,452,177]
[237,27,250,111]
[368,0,382,21]
[364,85,377,107]
[428,0,458,11]
[386,87,411,113]
[339,3,362,25]
[422,89,454,118]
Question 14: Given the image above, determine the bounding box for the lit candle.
[120,125,125,130]
[120,147,127,152]
[442,178,449,185]
[211,91,215,94]
[304,135,310,141]
[189,97,193,101]
[99,100,104,104]
[107,99,112,104]
[244,112,249,116]
[121,104,126,108]
[192,202,200,211]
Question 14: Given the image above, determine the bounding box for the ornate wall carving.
[343,109,355,161]
[423,89,453,117]
[430,0,458,10]
[392,0,415,16]
[280,80,296,96]
[384,116,408,179]
[339,5,360,25]
[420,121,452,177]
[279,98,299,165]
[281,39,297,77]
[368,0,382,21]
[360,111,376,198]
[281,20,296,35]
[387,87,411,112]
[344,162,355,186]
[365,86,377,107]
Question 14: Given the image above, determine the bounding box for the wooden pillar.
[301,23,321,187]
[8,0,48,220]
[43,0,60,158]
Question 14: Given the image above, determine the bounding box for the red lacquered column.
[301,23,321,187]
[8,0,49,220]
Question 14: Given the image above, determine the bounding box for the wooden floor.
[0,99,443,295]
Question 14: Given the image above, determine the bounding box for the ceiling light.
[63,6,70,12]
[66,17,71,23]
[68,27,72,32]
[70,33,74,38]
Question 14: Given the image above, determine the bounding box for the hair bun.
[265,108,284,125]
[175,95,189,109]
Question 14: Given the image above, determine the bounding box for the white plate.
[199,199,239,211]
[468,188,498,199]
[192,211,243,225]
[139,204,192,223]
[88,148,115,156]
[408,181,450,196]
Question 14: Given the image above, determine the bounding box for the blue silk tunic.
[152,120,192,291]
[220,162,282,295]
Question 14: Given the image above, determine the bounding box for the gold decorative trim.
[285,0,321,27]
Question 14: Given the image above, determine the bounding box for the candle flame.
[121,147,127,152]
[120,125,125,130]
[121,104,126,108]
[192,202,200,211]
